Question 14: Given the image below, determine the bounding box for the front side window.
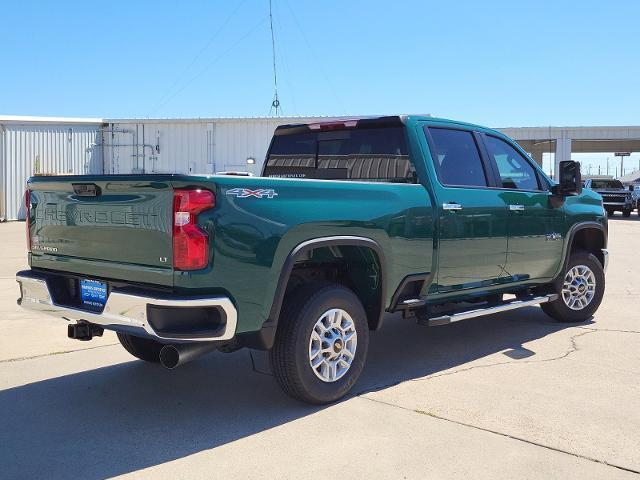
[485,135,540,190]
[427,127,488,187]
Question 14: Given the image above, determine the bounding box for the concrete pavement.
[0,217,639,479]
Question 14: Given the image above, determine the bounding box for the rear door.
[423,126,509,292]
[481,134,565,280]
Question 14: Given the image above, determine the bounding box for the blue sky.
[2,0,640,129]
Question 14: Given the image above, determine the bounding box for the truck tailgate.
[27,176,174,286]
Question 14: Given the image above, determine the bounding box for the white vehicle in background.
[632,186,640,213]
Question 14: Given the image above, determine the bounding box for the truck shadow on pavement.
[0,308,583,479]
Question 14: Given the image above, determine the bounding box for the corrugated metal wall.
[0,122,102,220]
[213,118,310,173]
[103,122,213,175]
[1,117,328,221]
[102,117,328,176]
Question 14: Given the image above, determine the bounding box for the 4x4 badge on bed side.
[226,188,278,199]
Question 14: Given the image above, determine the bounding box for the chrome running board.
[426,294,558,326]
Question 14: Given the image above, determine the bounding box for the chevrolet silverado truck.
[584,178,633,217]
[17,115,608,404]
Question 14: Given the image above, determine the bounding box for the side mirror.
[552,161,582,196]
[629,185,635,192]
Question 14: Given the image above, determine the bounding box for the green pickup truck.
[17,115,608,404]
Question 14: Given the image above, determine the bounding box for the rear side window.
[427,127,488,187]
[266,132,316,168]
[484,135,540,190]
[265,127,416,183]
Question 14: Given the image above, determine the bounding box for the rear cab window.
[264,124,417,183]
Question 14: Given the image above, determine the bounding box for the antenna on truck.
[268,0,281,116]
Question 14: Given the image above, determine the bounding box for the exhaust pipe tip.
[159,342,219,369]
[159,345,180,369]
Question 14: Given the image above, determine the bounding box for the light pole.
[615,152,631,178]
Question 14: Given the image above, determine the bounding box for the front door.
[482,134,565,280]
[424,126,509,292]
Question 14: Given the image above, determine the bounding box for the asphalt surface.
[1,216,639,479]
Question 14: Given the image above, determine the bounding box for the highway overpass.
[501,125,640,176]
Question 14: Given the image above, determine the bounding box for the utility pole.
[606,157,610,176]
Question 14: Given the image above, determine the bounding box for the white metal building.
[0,116,103,221]
[102,117,332,176]
[1,115,328,220]
[2,115,640,221]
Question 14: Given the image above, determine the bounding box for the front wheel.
[623,208,632,218]
[541,251,605,322]
[270,283,369,404]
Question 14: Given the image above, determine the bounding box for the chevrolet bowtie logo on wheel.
[226,188,278,199]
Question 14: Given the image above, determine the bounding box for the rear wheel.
[623,208,631,218]
[605,208,614,216]
[541,251,605,322]
[117,333,163,363]
[270,283,369,404]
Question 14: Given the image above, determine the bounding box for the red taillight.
[173,189,215,270]
[25,189,31,252]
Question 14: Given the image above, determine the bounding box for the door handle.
[509,204,525,211]
[442,202,463,211]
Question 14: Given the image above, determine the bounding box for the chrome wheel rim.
[562,265,596,310]
[309,308,357,383]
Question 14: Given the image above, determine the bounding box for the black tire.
[270,283,370,404]
[605,208,614,216]
[117,333,163,363]
[541,250,605,323]
[623,208,631,218]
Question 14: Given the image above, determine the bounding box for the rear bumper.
[16,271,237,343]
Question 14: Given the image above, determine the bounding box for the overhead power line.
[283,0,347,115]
[150,0,248,115]
[151,15,269,113]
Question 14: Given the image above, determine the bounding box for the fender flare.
[553,221,607,283]
[237,236,386,350]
